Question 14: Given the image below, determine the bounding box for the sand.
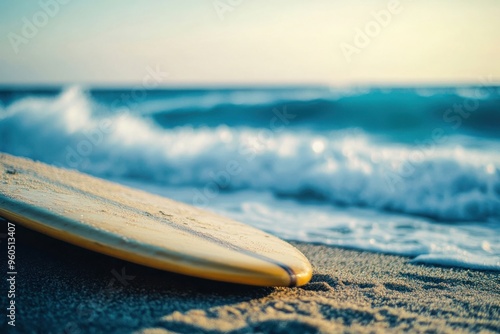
[1,221,498,333]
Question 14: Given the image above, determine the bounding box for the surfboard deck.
[0,153,312,287]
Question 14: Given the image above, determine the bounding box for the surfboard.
[0,153,312,287]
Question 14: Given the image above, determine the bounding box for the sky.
[0,0,499,86]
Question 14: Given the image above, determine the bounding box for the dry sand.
[1,221,498,333]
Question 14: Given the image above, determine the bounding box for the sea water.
[1,86,499,270]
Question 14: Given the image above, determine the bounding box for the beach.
[1,1,499,333]
[1,87,499,332]
[4,222,499,333]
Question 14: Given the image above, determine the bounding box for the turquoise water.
[1,86,499,270]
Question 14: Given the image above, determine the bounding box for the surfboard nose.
[0,153,314,287]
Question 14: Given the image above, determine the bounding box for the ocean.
[1,85,499,270]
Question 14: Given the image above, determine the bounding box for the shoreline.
[3,222,499,333]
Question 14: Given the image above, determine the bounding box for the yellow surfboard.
[0,153,312,287]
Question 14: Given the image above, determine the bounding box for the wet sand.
[1,222,498,333]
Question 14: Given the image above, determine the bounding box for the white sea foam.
[1,87,499,221]
[1,87,499,270]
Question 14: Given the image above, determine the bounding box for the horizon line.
[0,81,499,91]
